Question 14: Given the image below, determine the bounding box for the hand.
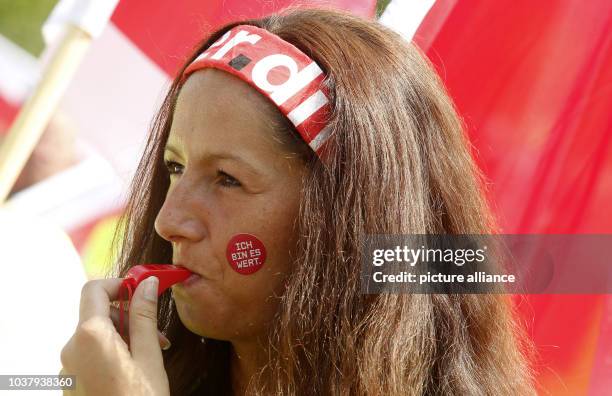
[60,277,170,396]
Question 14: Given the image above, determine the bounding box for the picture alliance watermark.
[361,234,612,294]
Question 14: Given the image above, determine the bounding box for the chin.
[172,293,231,340]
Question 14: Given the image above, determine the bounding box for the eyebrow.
[163,143,264,177]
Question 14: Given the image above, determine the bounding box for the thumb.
[129,276,164,371]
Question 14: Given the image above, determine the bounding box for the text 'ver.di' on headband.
[183,25,331,155]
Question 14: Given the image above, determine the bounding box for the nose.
[154,179,208,243]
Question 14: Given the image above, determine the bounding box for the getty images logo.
[190,27,329,135]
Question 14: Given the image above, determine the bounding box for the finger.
[58,368,78,395]
[129,276,165,369]
[78,278,123,325]
[109,304,171,349]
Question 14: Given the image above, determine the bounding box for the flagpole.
[0,0,119,203]
[0,25,91,202]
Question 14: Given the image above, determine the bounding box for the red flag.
[416,1,612,394]
[111,0,376,76]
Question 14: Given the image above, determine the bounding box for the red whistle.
[121,264,193,296]
[118,264,193,340]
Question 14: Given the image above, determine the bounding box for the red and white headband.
[183,25,331,155]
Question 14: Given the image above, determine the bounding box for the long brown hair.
[112,8,534,395]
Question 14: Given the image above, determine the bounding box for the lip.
[180,273,203,287]
[173,261,207,285]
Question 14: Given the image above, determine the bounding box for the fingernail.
[144,276,159,302]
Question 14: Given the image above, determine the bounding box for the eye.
[164,160,184,175]
[217,169,241,188]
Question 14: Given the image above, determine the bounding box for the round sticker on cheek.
[226,233,267,275]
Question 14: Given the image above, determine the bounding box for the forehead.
[169,68,280,152]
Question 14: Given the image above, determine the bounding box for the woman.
[60,8,534,395]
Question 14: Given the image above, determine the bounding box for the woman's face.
[155,69,306,343]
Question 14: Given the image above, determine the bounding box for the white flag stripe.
[379,0,436,41]
[0,34,39,104]
[43,0,120,44]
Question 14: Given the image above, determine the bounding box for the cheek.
[173,223,296,341]
[210,194,299,278]
[172,189,300,340]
